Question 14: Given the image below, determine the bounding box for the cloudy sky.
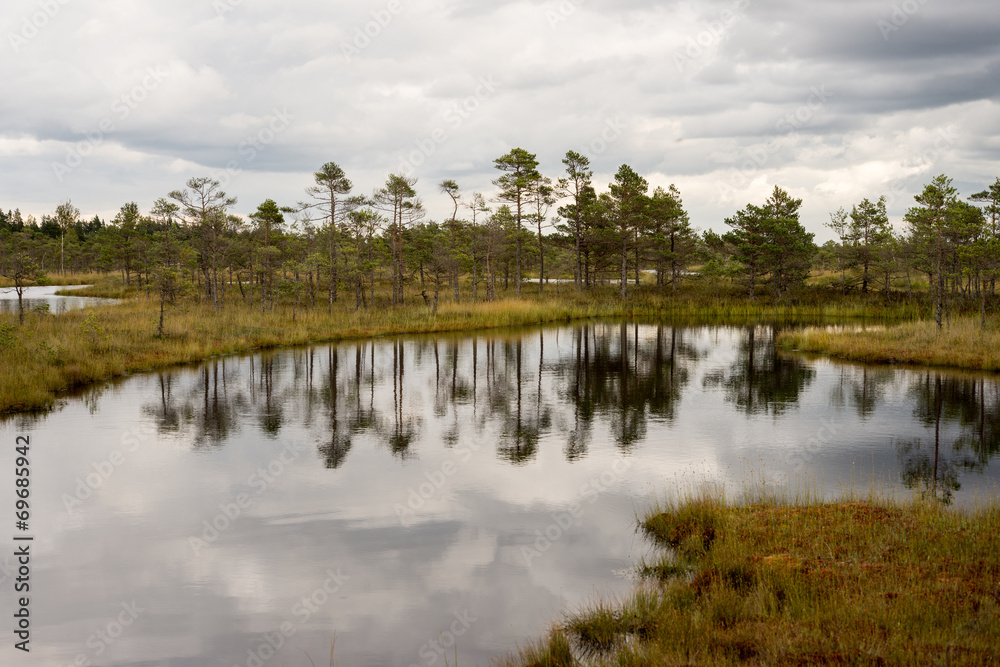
[3,0,999,240]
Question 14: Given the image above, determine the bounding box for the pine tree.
[905,175,959,328]
[372,174,424,305]
[302,162,357,312]
[647,185,694,293]
[849,196,892,294]
[607,165,648,298]
[493,148,541,295]
[725,186,813,298]
[763,186,813,299]
[556,151,593,290]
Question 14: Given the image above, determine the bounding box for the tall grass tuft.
[491,629,574,667]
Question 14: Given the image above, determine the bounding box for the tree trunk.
[451,224,460,303]
[620,237,628,299]
[935,221,944,329]
[158,292,165,337]
[982,276,987,331]
[575,218,582,291]
[471,252,478,302]
[538,220,544,295]
[515,234,522,295]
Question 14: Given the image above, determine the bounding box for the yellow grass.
[0,271,108,288]
[779,317,1000,371]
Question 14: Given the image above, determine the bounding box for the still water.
[1,322,998,666]
[0,285,117,314]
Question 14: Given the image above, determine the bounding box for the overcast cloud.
[2,0,999,239]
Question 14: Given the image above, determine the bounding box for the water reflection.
[831,366,895,419]
[703,325,816,416]
[127,324,1000,495]
[131,324,717,469]
[6,323,1000,666]
[897,372,1000,504]
[0,284,116,313]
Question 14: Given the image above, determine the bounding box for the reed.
[491,630,574,667]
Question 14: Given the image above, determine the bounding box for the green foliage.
[607,164,649,298]
[0,322,18,349]
[36,339,64,365]
[79,311,107,346]
[3,168,999,329]
[493,148,542,294]
[724,186,814,299]
[849,196,892,293]
[646,184,696,291]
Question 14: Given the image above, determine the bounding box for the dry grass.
[499,492,1000,665]
[779,317,1000,371]
[0,271,108,288]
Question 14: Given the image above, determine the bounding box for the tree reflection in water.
[830,366,895,420]
[133,324,1000,500]
[703,326,815,416]
[142,373,181,434]
[318,347,352,469]
[897,372,1000,505]
[385,339,418,458]
[496,335,549,464]
[196,360,240,448]
[257,356,284,437]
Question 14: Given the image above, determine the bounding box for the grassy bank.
[0,271,107,288]
[779,317,1000,371]
[0,295,597,414]
[498,492,1000,665]
[0,281,924,415]
[52,276,138,299]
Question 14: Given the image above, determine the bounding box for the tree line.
[1,147,999,326]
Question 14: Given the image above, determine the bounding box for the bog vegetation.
[496,491,1000,666]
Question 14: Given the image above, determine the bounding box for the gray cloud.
[1,0,999,237]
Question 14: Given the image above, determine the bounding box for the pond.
[0,285,117,314]
[1,322,998,665]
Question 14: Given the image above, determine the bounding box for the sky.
[2,0,999,241]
